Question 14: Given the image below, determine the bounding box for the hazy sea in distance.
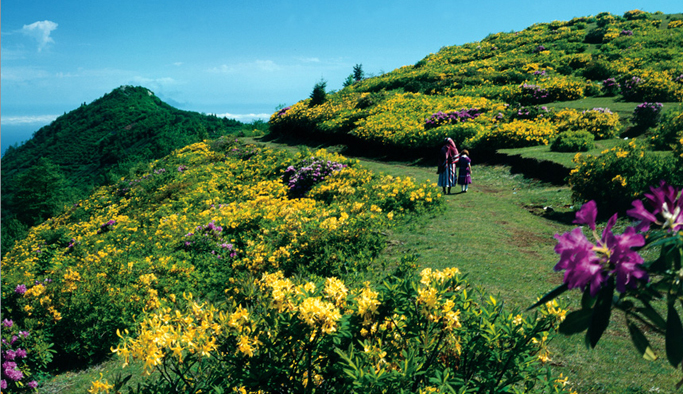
[1,103,275,157]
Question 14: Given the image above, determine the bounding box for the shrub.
[99,267,572,394]
[423,108,482,129]
[601,78,620,96]
[551,130,595,152]
[282,156,347,197]
[569,139,680,212]
[632,102,664,129]
[649,106,683,151]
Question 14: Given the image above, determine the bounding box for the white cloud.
[1,66,52,82]
[208,64,235,74]
[1,114,59,126]
[208,60,281,74]
[21,20,58,51]
[213,112,271,122]
[173,62,183,67]
[254,60,280,72]
[299,57,320,63]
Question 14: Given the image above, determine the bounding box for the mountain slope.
[1,86,243,250]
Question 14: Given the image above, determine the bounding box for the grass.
[498,138,626,168]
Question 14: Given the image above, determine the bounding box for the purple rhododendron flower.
[2,319,12,328]
[28,380,38,388]
[14,349,27,359]
[0,379,6,389]
[554,201,647,295]
[3,351,15,361]
[4,367,23,382]
[573,200,598,231]
[627,181,683,232]
[15,284,27,295]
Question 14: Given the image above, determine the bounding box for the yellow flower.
[88,374,114,394]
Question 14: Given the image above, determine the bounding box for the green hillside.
[1,86,243,253]
[269,10,683,212]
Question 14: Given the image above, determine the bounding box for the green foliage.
[353,63,365,82]
[551,130,595,152]
[569,139,681,212]
[10,157,71,227]
[649,105,683,149]
[101,267,571,394]
[309,79,328,106]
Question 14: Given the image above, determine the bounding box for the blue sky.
[1,0,681,153]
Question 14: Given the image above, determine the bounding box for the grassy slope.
[251,137,679,394]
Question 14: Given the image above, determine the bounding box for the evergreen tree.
[11,157,70,226]
[353,64,364,82]
[309,79,327,106]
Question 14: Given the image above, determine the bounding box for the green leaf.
[666,304,683,368]
[527,283,568,311]
[586,279,614,349]
[635,306,667,331]
[559,308,593,335]
[626,319,658,361]
[581,287,596,309]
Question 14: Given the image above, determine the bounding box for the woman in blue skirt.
[437,138,459,194]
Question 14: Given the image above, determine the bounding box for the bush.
[551,130,595,152]
[98,267,572,394]
[632,102,664,129]
[649,106,683,150]
[569,139,680,212]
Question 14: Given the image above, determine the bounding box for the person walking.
[437,138,459,194]
[458,149,472,193]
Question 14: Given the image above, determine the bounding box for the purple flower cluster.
[554,201,647,296]
[602,78,618,88]
[621,76,642,98]
[424,108,482,130]
[519,83,550,103]
[282,157,346,197]
[585,107,613,114]
[512,105,549,120]
[532,45,547,53]
[620,29,634,36]
[632,102,663,128]
[177,165,187,172]
[533,69,547,76]
[97,219,116,234]
[153,168,166,175]
[15,285,27,295]
[674,74,683,83]
[183,221,237,259]
[276,106,291,117]
[627,181,683,233]
[1,322,37,390]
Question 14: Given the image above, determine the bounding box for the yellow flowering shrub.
[104,267,571,393]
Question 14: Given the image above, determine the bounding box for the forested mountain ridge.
[1,85,243,252]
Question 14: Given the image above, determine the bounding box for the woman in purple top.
[458,149,472,192]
